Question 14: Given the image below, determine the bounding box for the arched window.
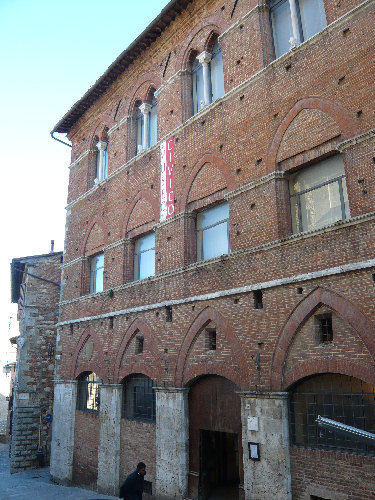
[122,373,156,423]
[77,371,101,413]
[289,373,375,455]
[192,38,224,115]
[135,93,158,155]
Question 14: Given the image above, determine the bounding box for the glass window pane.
[211,42,224,102]
[197,202,229,230]
[299,182,342,231]
[90,253,104,293]
[149,98,157,147]
[136,109,144,154]
[136,232,155,252]
[139,249,155,280]
[290,156,346,194]
[271,0,293,58]
[96,150,100,179]
[103,146,108,179]
[192,59,204,114]
[202,221,229,260]
[299,0,326,41]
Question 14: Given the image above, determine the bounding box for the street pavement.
[0,443,118,500]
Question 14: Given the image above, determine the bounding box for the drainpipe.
[50,131,72,148]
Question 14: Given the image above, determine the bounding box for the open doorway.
[199,429,239,500]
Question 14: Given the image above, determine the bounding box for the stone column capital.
[139,102,152,115]
[96,140,108,151]
[197,50,212,65]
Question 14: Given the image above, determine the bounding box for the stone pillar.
[96,141,107,181]
[155,388,189,499]
[197,51,212,106]
[50,380,77,485]
[139,103,152,150]
[240,392,291,500]
[97,384,122,495]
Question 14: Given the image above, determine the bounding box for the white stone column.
[96,140,107,181]
[50,380,77,485]
[288,0,301,46]
[97,384,122,495]
[155,387,189,499]
[240,392,292,500]
[197,51,212,106]
[139,103,152,150]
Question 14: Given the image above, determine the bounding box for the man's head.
[137,462,146,476]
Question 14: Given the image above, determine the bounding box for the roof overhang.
[51,0,192,135]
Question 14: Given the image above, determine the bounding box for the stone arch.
[175,14,226,71]
[71,326,106,380]
[121,190,159,238]
[175,306,247,388]
[80,215,109,257]
[265,97,357,173]
[270,287,375,390]
[178,154,236,213]
[113,318,163,382]
[123,71,161,117]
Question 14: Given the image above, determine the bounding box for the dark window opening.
[144,480,152,495]
[316,314,333,343]
[254,290,263,309]
[311,496,331,500]
[77,371,101,413]
[289,373,375,455]
[122,374,156,423]
[205,328,217,350]
[165,305,172,322]
[136,336,144,354]
[109,316,114,329]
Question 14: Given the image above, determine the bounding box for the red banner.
[160,137,175,221]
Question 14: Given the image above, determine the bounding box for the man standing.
[119,462,146,500]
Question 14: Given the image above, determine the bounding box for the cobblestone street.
[0,444,118,500]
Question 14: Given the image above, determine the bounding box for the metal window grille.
[317,315,333,343]
[122,374,156,423]
[77,372,101,413]
[289,374,375,455]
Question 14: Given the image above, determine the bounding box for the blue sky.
[0,0,169,394]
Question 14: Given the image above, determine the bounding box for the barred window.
[289,374,375,455]
[77,371,101,413]
[122,374,156,423]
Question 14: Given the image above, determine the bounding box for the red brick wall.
[72,411,99,488]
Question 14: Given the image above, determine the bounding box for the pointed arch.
[121,189,159,238]
[178,154,236,213]
[71,326,106,380]
[265,97,357,173]
[113,318,163,382]
[80,215,109,256]
[175,306,247,387]
[175,15,226,71]
[270,287,375,390]
[123,71,161,117]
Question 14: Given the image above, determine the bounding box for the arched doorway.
[188,375,242,500]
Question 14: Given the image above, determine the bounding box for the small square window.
[205,328,217,350]
[136,336,144,354]
[316,314,333,344]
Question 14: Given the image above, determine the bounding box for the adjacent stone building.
[10,252,62,472]
[50,0,375,498]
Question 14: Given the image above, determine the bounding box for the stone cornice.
[61,256,84,269]
[225,171,285,200]
[337,128,375,151]
[69,150,90,170]
[108,115,131,135]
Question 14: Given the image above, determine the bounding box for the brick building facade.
[10,252,62,472]
[50,0,375,498]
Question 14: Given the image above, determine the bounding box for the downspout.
[50,131,72,148]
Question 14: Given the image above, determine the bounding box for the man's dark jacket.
[119,470,144,500]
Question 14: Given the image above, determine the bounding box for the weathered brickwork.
[52,0,375,497]
[10,253,62,472]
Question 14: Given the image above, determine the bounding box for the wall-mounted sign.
[160,137,175,221]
